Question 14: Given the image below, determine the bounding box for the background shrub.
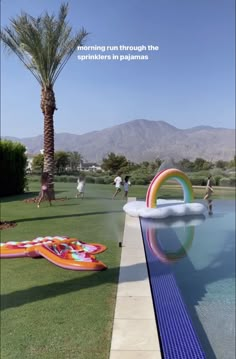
[95,177,105,184]
[188,176,205,186]
[134,178,146,185]
[0,140,27,196]
[219,177,231,187]
[84,176,95,184]
[103,176,113,184]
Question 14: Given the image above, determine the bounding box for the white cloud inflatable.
[123,199,206,219]
[125,168,207,219]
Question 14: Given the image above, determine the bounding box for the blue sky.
[1,0,235,138]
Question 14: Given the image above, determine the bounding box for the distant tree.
[68,151,82,171]
[1,3,88,197]
[54,151,69,174]
[140,161,149,168]
[215,160,228,169]
[126,160,139,171]
[144,158,162,174]
[178,158,194,172]
[32,154,44,173]
[101,152,128,174]
[227,156,236,168]
[154,158,163,169]
[115,160,139,175]
[202,161,214,171]
[193,158,208,171]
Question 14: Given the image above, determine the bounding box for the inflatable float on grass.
[0,236,107,271]
[124,168,206,218]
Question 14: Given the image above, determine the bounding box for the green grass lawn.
[1,181,235,359]
[1,182,125,359]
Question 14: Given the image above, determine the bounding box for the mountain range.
[4,119,235,163]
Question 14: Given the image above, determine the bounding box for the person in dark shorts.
[123,176,131,200]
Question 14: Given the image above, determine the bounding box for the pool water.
[140,200,235,359]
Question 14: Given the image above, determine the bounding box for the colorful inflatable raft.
[124,168,206,218]
[0,236,107,271]
[146,168,194,208]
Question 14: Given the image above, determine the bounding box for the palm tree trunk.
[41,86,56,199]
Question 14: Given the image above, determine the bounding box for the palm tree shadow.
[14,210,123,223]
[0,262,147,311]
[1,192,39,203]
[0,191,68,204]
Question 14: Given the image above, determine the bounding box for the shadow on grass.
[0,191,66,203]
[0,192,40,203]
[0,262,147,311]
[14,210,123,223]
[85,196,126,201]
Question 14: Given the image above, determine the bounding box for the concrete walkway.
[109,198,162,359]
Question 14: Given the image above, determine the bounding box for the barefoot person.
[123,176,131,201]
[75,175,86,199]
[112,173,123,199]
[204,175,214,214]
[37,172,52,208]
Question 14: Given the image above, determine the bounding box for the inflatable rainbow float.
[0,236,107,271]
[146,168,194,207]
[124,168,206,218]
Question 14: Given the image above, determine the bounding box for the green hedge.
[0,140,27,196]
[26,173,236,188]
[95,177,106,184]
[84,176,95,184]
[54,175,77,183]
[219,177,236,187]
[188,176,206,186]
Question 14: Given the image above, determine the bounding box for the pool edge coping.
[109,197,162,359]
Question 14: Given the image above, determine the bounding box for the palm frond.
[0,2,89,87]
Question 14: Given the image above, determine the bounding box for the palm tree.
[1,3,88,198]
[68,151,83,172]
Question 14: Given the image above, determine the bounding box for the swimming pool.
[140,200,235,359]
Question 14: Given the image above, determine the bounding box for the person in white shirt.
[112,174,123,199]
[76,176,86,199]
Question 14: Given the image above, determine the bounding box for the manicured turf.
[1,183,125,359]
[1,182,235,359]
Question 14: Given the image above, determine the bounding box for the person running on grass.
[37,172,52,208]
[123,176,131,200]
[112,173,123,199]
[75,175,86,199]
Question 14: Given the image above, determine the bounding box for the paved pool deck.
[109,198,162,359]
